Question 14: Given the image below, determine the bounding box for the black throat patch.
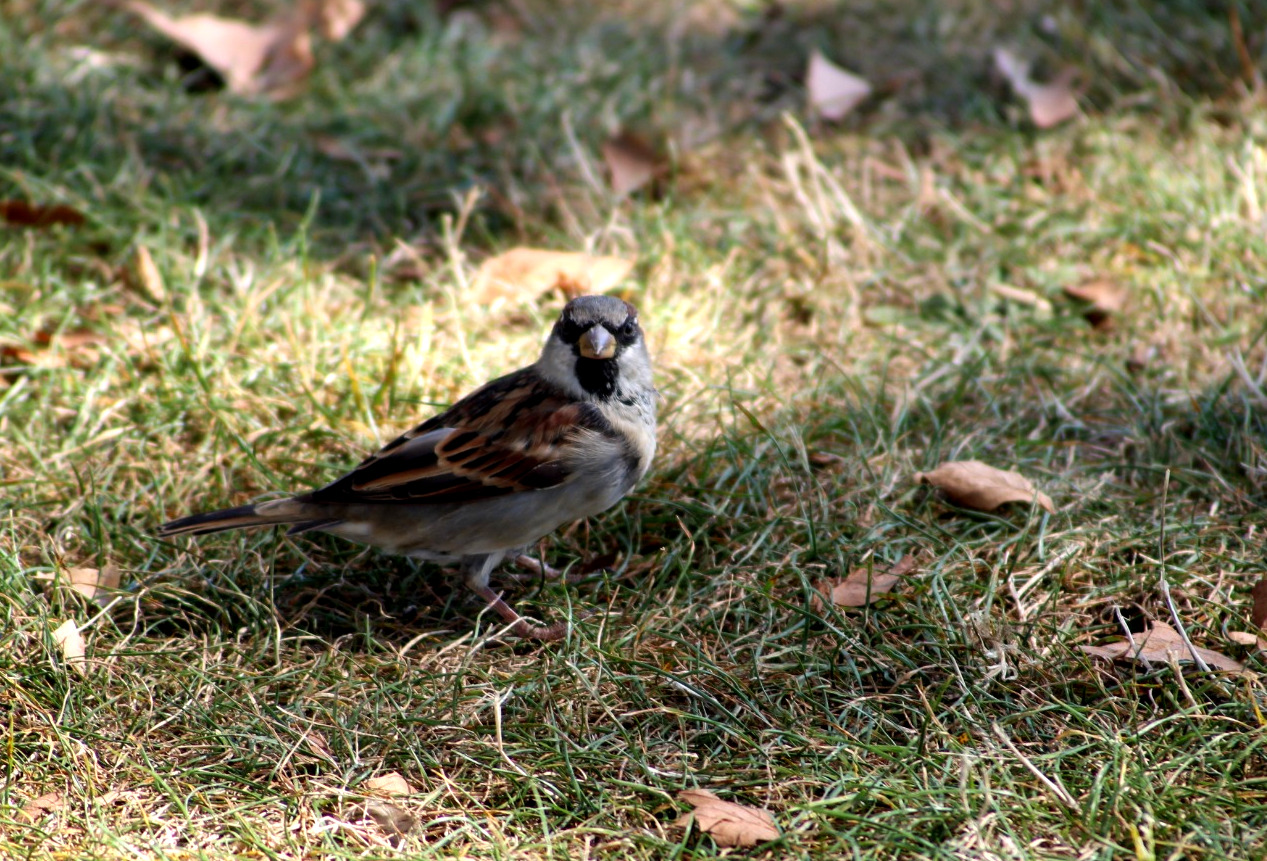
[575,357,620,398]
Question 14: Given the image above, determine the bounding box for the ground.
[2,0,1266,858]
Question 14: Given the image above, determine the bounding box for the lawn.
[2,0,1266,858]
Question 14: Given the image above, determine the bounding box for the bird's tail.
[158,499,340,538]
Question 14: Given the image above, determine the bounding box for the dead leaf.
[806,50,872,121]
[380,241,429,282]
[916,460,1055,514]
[33,329,105,351]
[1230,576,1267,650]
[808,451,845,469]
[1228,631,1266,649]
[3,328,107,370]
[888,554,919,578]
[36,565,121,601]
[1063,279,1127,329]
[601,131,663,197]
[17,791,63,825]
[66,567,105,599]
[1024,73,1079,129]
[1229,5,1263,90]
[130,246,167,303]
[52,619,88,675]
[302,729,338,764]
[313,134,357,161]
[95,789,132,807]
[1126,340,1156,373]
[471,248,634,304]
[364,772,413,796]
[993,47,1079,128]
[813,554,917,610]
[1079,621,1244,672]
[354,774,415,847]
[676,789,779,847]
[364,800,417,844]
[126,1,313,99]
[579,550,620,575]
[1,343,61,368]
[308,0,365,41]
[1252,576,1267,630]
[990,282,1053,314]
[312,134,404,165]
[0,200,85,228]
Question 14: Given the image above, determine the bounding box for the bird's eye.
[621,318,637,336]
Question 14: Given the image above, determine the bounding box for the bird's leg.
[463,554,567,641]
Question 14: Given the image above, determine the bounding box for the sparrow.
[159,294,657,640]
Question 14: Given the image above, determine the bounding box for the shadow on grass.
[0,0,1251,258]
[128,319,1264,651]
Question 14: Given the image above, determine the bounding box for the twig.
[1113,606,1147,670]
[991,723,1078,811]
[1159,469,1212,672]
[491,687,530,778]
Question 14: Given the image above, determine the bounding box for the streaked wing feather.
[304,369,608,506]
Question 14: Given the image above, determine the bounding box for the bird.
[159,294,657,640]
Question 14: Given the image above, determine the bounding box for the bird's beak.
[578,325,617,359]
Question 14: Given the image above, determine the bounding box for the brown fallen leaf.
[0,200,86,228]
[126,1,313,99]
[990,282,1054,314]
[1063,279,1127,329]
[1126,340,1157,374]
[1229,5,1260,90]
[808,451,845,469]
[2,328,108,370]
[601,131,663,197]
[363,800,417,845]
[308,0,365,41]
[94,789,134,807]
[806,49,872,121]
[1024,74,1078,129]
[813,554,917,611]
[312,134,404,165]
[17,791,64,825]
[578,550,620,575]
[916,460,1055,514]
[993,47,1079,129]
[130,246,167,304]
[1229,575,1267,650]
[1080,621,1244,672]
[300,729,338,765]
[1,343,61,368]
[364,772,413,796]
[36,565,122,602]
[67,566,107,599]
[52,619,88,675]
[33,329,106,351]
[471,248,634,304]
[1227,631,1266,649]
[676,789,779,847]
[379,241,430,282]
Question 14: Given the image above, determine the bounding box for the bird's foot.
[469,582,568,641]
[508,554,594,585]
[512,619,569,641]
[509,554,564,580]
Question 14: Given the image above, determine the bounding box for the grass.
[3,0,1267,857]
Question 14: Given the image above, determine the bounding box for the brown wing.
[302,368,614,505]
